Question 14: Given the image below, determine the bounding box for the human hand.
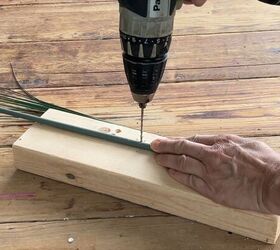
[184,0,207,6]
[151,135,280,214]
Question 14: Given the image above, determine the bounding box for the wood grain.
[1,216,279,250]
[0,0,279,43]
[0,0,279,248]
[1,63,279,89]
[12,109,280,243]
[0,30,279,87]
[1,77,280,146]
[1,134,280,224]
[0,147,162,223]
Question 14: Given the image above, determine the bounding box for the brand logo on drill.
[149,0,169,17]
[153,0,161,11]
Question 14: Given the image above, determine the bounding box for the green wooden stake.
[0,107,151,151]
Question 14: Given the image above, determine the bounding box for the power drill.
[118,0,183,141]
[118,0,278,142]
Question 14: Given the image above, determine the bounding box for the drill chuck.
[118,0,183,105]
[123,53,168,105]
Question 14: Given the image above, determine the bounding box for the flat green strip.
[0,97,47,112]
[0,107,151,151]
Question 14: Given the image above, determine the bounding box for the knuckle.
[206,145,225,162]
[233,143,243,153]
[177,155,188,171]
[197,145,206,158]
[215,134,227,143]
[188,134,199,143]
[225,134,236,141]
[175,139,187,152]
[254,140,267,148]
[211,143,224,152]
[224,143,243,157]
[216,134,236,143]
[188,175,195,187]
[246,140,260,148]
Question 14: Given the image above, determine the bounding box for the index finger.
[151,138,209,160]
[188,134,245,145]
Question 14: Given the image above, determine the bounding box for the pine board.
[0,134,279,223]
[0,0,279,247]
[0,148,161,224]
[13,109,280,243]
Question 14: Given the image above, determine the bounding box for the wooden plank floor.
[0,0,280,249]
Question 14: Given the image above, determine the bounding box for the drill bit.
[139,103,146,142]
[140,107,144,142]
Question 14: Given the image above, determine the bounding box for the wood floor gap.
[1,29,280,45]
[0,1,114,8]
[9,63,280,76]
[0,214,171,226]
[3,74,278,89]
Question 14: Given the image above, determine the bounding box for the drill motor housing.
[118,0,279,107]
[118,0,183,106]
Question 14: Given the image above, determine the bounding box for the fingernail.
[151,139,161,152]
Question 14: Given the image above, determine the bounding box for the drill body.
[118,0,183,108]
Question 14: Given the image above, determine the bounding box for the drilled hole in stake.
[66,173,75,180]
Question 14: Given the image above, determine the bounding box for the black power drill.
[118,0,183,141]
[118,0,279,141]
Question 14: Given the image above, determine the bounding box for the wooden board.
[0,135,279,224]
[0,147,161,224]
[0,0,279,248]
[13,109,280,243]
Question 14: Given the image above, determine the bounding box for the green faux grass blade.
[2,64,148,149]
[0,107,151,151]
[0,102,43,114]
[0,95,47,111]
[35,100,94,119]
[10,63,94,119]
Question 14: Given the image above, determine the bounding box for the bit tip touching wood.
[139,103,146,143]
